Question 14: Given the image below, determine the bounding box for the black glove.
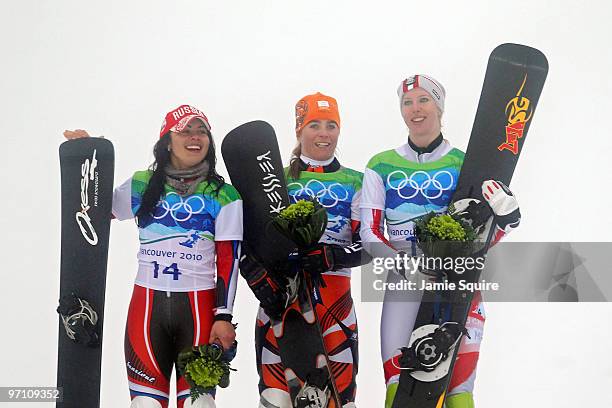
[298,244,335,275]
[298,244,336,289]
[239,252,288,319]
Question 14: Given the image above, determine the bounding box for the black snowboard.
[221,121,295,263]
[57,138,114,408]
[392,43,548,407]
[222,121,341,407]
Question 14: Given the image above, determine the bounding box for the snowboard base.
[57,138,114,408]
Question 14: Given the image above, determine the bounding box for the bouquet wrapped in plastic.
[415,210,478,258]
[270,199,329,289]
[177,343,236,403]
[271,199,328,249]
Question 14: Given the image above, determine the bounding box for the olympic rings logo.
[153,192,206,222]
[386,170,454,200]
[288,180,349,208]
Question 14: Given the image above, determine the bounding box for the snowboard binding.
[450,198,491,234]
[397,322,468,372]
[57,293,100,347]
[295,367,332,408]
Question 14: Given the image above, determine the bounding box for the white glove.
[481,180,521,233]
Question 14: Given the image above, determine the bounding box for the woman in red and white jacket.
[65,105,242,408]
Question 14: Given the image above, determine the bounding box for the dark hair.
[135,132,225,227]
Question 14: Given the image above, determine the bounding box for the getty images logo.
[76,149,99,245]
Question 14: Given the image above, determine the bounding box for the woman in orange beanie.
[241,92,369,408]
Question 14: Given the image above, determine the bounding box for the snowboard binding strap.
[295,367,332,408]
[396,322,469,372]
[57,293,100,347]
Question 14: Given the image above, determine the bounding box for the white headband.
[397,74,446,112]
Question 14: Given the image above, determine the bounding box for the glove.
[393,250,409,279]
[298,244,335,275]
[392,251,430,279]
[239,251,288,319]
[298,244,336,290]
[481,180,521,233]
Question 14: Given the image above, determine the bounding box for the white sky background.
[1,0,612,406]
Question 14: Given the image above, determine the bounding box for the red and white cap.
[397,75,446,112]
[159,105,211,138]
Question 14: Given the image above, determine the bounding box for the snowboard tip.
[59,137,114,158]
[490,43,549,72]
[221,120,275,149]
[221,120,279,159]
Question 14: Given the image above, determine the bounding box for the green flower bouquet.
[414,205,481,259]
[177,343,235,403]
[271,199,328,249]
